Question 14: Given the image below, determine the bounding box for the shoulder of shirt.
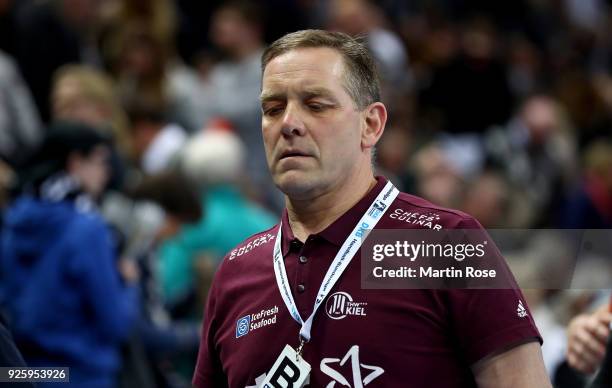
[220,222,279,263]
[385,191,481,229]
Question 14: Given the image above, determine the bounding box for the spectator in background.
[506,35,543,99]
[97,0,202,134]
[51,64,132,190]
[99,0,177,66]
[484,94,577,226]
[185,0,280,209]
[186,0,263,132]
[0,50,42,166]
[460,170,510,228]
[0,160,13,214]
[560,140,612,229]
[374,124,415,192]
[106,24,168,124]
[159,126,277,307]
[103,21,199,134]
[326,0,411,93]
[14,0,103,122]
[121,172,202,388]
[420,17,513,135]
[0,122,139,388]
[126,98,187,175]
[325,0,417,131]
[567,301,612,375]
[52,65,131,159]
[410,142,464,209]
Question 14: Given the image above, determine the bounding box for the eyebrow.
[259,92,285,104]
[260,87,339,104]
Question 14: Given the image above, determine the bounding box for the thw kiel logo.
[517,300,528,318]
[326,292,367,320]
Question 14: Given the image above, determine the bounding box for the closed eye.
[307,103,325,112]
[262,104,285,116]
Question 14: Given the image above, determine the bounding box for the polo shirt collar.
[280,176,388,255]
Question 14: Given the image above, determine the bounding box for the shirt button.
[299,255,308,264]
[290,240,303,251]
[297,284,305,293]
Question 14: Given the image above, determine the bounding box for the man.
[1,122,139,387]
[193,30,551,387]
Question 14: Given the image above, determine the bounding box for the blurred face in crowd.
[52,76,110,127]
[462,20,496,61]
[120,33,163,79]
[521,96,558,145]
[61,0,100,30]
[210,7,258,55]
[261,47,381,200]
[69,145,110,198]
[461,173,507,228]
[328,0,375,36]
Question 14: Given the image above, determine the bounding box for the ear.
[361,102,387,151]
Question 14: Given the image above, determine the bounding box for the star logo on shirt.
[244,346,383,387]
[320,345,384,387]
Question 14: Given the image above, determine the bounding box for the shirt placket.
[287,238,311,319]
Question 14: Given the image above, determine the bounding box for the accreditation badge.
[260,345,311,387]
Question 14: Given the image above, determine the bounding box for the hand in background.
[567,305,612,374]
[117,257,140,284]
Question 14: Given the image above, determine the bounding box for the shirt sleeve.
[446,216,542,365]
[193,267,229,388]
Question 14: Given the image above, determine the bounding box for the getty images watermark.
[361,229,612,290]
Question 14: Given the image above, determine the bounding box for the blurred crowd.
[0,0,611,387]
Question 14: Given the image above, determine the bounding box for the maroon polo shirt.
[193,177,541,388]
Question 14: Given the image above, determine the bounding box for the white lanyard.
[272,181,399,343]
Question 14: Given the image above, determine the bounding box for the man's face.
[261,47,365,199]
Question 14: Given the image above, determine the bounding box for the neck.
[286,171,377,242]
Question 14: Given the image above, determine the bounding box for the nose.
[280,102,306,137]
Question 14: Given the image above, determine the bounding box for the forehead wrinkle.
[261,48,354,106]
[261,77,336,99]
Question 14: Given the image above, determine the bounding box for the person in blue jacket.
[0,122,139,387]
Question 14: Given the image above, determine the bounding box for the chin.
[273,170,320,199]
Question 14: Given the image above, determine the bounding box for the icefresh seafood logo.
[236,306,279,339]
[236,315,251,338]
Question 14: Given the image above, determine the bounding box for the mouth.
[278,150,311,160]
